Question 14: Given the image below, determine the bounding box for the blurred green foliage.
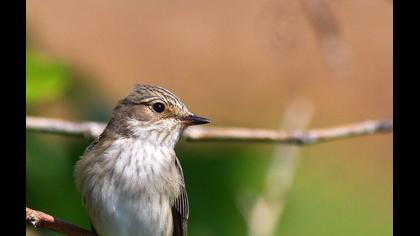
[26,49,71,105]
[26,48,88,236]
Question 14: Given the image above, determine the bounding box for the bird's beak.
[180,114,210,125]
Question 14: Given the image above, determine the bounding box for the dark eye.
[152,102,165,113]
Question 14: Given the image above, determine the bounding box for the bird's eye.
[152,102,165,113]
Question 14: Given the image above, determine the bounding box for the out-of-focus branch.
[26,207,96,236]
[26,116,106,138]
[245,98,313,236]
[26,116,393,145]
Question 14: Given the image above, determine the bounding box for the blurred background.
[26,0,392,235]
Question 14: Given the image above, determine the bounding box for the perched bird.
[75,85,209,236]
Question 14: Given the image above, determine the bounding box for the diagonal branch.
[26,116,393,145]
[26,207,96,236]
[246,98,313,236]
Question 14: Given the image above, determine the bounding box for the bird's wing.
[90,222,98,235]
[83,133,104,156]
[172,157,189,236]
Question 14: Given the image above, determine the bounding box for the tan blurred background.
[27,0,392,125]
[26,0,392,235]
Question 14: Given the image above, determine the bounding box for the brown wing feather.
[172,157,189,236]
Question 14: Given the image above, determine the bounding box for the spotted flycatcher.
[75,85,209,236]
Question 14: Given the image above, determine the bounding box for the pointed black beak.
[181,114,210,125]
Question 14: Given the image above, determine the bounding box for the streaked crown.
[104,85,208,143]
[125,85,189,115]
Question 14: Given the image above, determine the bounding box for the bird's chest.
[104,140,181,201]
[86,140,180,236]
[94,190,174,236]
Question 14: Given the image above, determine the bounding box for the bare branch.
[26,116,106,138]
[26,207,96,236]
[26,116,392,145]
[26,113,392,235]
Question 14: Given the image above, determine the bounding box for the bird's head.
[107,84,209,147]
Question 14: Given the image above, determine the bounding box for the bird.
[74,84,209,236]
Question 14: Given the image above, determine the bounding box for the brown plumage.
[74,84,209,236]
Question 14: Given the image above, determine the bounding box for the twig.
[26,116,393,145]
[26,207,96,236]
[26,116,106,138]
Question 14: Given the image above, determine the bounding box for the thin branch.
[26,114,392,235]
[26,116,393,145]
[26,207,96,236]
[26,116,106,138]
